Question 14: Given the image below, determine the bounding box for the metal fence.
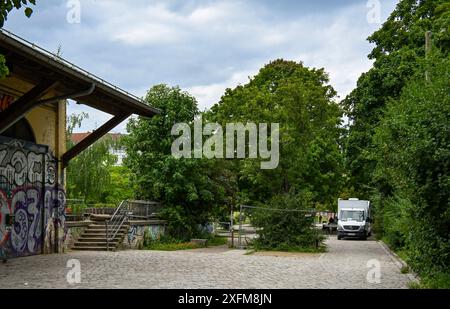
[65,199,163,221]
[127,200,162,219]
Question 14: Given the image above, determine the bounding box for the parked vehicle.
[337,198,371,240]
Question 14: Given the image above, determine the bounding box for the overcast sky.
[5,0,398,133]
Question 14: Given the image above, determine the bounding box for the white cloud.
[187,70,255,111]
[6,0,399,133]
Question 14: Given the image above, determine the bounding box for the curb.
[377,240,419,283]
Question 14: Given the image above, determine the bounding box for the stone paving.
[0,237,412,288]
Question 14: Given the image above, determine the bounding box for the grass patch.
[144,236,228,251]
[145,242,203,251]
[408,281,422,289]
[252,245,326,253]
[400,266,410,274]
[410,273,450,289]
[395,249,409,263]
[207,236,228,246]
[382,241,450,289]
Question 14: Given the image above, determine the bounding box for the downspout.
[0,83,96,135]
[36,83,96,105]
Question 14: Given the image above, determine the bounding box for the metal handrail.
[105,200,129,251]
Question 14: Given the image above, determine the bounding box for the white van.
[337,198,371,240]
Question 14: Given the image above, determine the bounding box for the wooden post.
[230,204,234,248]
[238,204,243,248]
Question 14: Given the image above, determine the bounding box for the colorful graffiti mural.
[126,224,166,249]
[0,93,15,112]
[0,136,66,258]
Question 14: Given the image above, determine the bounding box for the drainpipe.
[36,83,96,105]
[0,83,96,135]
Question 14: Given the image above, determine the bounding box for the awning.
[0,29,159,168]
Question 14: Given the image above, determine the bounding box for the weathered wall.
[0,137,66,258]
[26,105,66,157]
[64,224,89,251]
[1,77,67,258]
[124,222,166,249]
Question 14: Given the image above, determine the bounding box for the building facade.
[71,132,126,166]
[0,29,158,258]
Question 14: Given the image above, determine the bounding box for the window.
[340,210,365,222]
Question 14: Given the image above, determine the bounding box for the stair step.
[85,227,128,231]
[82,231,127,236]
[74,242,117,247]
[77,237,122,242]
[87,225,128,230]
[71,246,113,251]
[89,225,130,229]
[81,232,127,236]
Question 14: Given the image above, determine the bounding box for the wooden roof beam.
[0,80,58,134]
[62,112,132,168]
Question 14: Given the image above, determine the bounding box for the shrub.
[251,192,325,251]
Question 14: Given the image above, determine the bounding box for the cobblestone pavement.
[0,237,411,288]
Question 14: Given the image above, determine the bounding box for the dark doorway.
[1,118,36,143]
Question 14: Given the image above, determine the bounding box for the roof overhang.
[0,29,160,168]
[0,29,159,117]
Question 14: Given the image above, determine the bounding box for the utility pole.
[238,204,243,249]
[425,31,432,81]
[230,204,234,248]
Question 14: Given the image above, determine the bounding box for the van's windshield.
[340,210,364,222]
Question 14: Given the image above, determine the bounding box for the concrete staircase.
[72,222,129,251]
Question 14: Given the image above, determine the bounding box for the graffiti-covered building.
[0,29,158,258]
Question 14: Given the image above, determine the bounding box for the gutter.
[37,83,96,105]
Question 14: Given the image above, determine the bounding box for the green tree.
[206,59,344,210]
[343,0,450,287]
[66,137,118,204]
[124,84,229,240]
[0,0,36,26]
[65,113,119,204]
[0,54,8,78]
[103,166,135,205]
[372,54,450,285]
[1,0,37,77]
[343,0,450,197]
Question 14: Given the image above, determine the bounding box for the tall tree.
[206,59,344,210]
[0,0,36,26]
[372,53,450,284]
[343,0,449,197]
[66,137,118,204]
[343,0,450,287]
[65,113,119,204]
[124,84,230,240]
